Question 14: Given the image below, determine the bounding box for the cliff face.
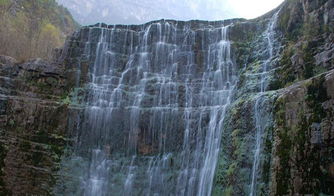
[0,56,71,195]
[213,0,334,195]
[270,1,334,194]
[0,0,333,195]
[0,1,78,193]
[272,69,334,195]
[55,19,244,195]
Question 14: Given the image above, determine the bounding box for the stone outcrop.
[272,70,334,195]
[0,56,70,195]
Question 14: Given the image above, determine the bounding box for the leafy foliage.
[0,0,78,60]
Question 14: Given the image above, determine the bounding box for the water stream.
[61,21,237,195]
[249,10,280,196]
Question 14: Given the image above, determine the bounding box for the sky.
[227,0,284,19]
[57,0,284,25]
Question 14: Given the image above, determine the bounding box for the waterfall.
[58,21,237,196]
[249,10,280,196]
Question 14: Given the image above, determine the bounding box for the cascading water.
[249,11,280,196]
[58,21,237,196]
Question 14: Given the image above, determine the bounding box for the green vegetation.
[0,137,8,194]
[273,0,332,89]
[0,0,78,61]
[61,96,72,105]
[61,87,86,106]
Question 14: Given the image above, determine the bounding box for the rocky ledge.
[0,55,70,195]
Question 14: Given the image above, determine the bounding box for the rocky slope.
[0,0,333,195]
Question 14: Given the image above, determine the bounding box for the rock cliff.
[0,56,70,195]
